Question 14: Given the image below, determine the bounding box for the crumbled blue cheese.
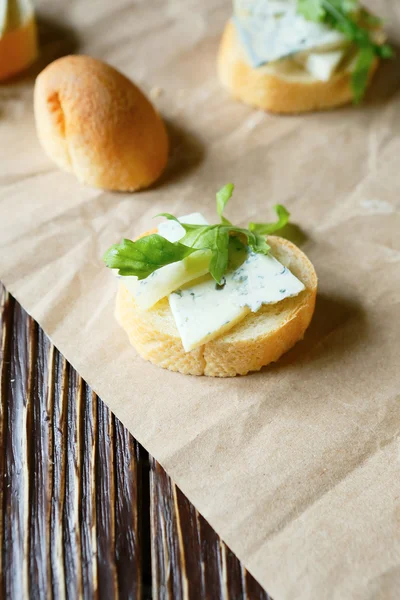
[233,0,346,67]
[169,248,305,352]
[120,213,211,310]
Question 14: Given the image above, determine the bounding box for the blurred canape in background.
[0,0,38,80]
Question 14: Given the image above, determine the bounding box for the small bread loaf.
[217,20,379,114]
[115,236,317,377]
[34,55,168,191]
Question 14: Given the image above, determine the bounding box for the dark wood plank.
[1,291,31,599]
[150,460,271,600]
[224,546,246,599]
[113,417,141,599]
[63,367,83,598]
[0,284,9,590]
[95,398,118,599]
[50,348,68,599]
[245,572,273,600]
[150,460,185,599]
[198,508,225,599]
[0,283,143,600]
[80,382,98,600]
[0,282,272,600]
[28,324,52,599]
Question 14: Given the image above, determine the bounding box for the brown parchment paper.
[1,0,400,597]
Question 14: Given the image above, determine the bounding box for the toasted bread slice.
[217,20,379,114]
[115,236,317,377]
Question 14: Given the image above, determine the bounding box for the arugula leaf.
[178,223,215,249]
[208,228,230,283]
[352,45,375,104]
[216,183,234,225]
[377,44,394,59]
[297,0,393,102]
[178,225,231,282]
[103,185,290,284]
[156,212,181,223]
[103,235,196,279]
[249,205,290,235]
[179,223,271,282]
[249,233,271,255]
[359,8,382,27]
[297,0,325,21]
[222,226,271,255]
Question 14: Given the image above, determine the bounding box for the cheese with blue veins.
[119,211,305,351]
[233,0,346,67]
[169,248,305,352]
[119,213,211,310]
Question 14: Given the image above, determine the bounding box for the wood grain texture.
[150,460,271,600]
[0,283,142,599]
[0,282,270,599]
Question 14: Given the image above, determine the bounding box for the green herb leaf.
[103,235,196,279]
[359,8,382,27]
[249,233,271,255]
[377,43,394,59]
[156,212,181,223]
[208,228,230,283]
[335,0,358,14]
[297,0,393,102]
[176,221,272,283]
[297,0,325,21]
[103,185,290,284]
[249,205,290,235]
[216,183,234,225]
[352,45,375,104]
[178,223,216,249]
[177,225,228,283]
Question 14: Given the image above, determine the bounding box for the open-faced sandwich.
[218,0,392,113]
[0,0,38,80]
[104,185,317,377]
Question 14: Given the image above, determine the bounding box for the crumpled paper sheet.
[1,1,400,598]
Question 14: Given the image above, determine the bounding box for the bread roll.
[115,236,317,377]
[217,20,379,114]
[34,55,168,191]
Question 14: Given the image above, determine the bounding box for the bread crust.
[34,55,168,191]
[115,236,317,377]
[217,20,379,114]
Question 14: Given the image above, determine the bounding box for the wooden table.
[0,282,271,599]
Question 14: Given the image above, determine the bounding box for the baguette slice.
[217,20,379,114]
[115,235,317,377]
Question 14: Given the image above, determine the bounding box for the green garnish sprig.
[103,184,290,284]
[297,0,393,103]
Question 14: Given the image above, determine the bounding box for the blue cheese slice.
[169,249,305,352]
[120,213,211,310]
[121,251,211,310]
[233,0,346,67]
